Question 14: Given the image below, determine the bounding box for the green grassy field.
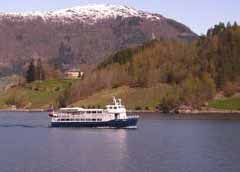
[208,97,240,110]
[0,79,75,109]
[72,84,170,110]
[0,78,239,111]
[0,79,169,110]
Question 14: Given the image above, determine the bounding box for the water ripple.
[0,123,48,128]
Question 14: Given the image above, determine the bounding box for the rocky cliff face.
[0,4,197,73]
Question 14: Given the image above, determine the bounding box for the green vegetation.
[66,22,240,111]
[98,40,163,69]
[0,79,74,109]
[73,84,170,110]
[209,97,240,110]
[0,22,240,111]
[98,48,135,69]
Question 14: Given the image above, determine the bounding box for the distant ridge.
[0,4,163,23]
[0,4,197,75]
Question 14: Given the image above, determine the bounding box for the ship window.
[97,119,102,121]
[92,111,96,114]
[92,119,96,121]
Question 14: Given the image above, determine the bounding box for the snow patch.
[0,4,162,23]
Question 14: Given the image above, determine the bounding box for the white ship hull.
[48,97,139,129]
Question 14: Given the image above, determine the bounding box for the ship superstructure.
[48,97,139,128]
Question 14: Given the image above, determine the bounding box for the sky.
[0,0,239,35]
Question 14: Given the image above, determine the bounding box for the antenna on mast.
[118,98,122,105]
[113,96,117,105]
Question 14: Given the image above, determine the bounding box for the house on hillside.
[64,69,84,79]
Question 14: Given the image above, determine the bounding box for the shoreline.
[128,110,240,120]
[0,109,45,112]
[0,108,239,114]
[0,109,240,120]
[127,109,240,114]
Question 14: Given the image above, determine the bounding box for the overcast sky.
[0,0,239,35]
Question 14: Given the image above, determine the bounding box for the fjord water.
[0,112,240,172]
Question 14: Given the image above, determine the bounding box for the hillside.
[0,79,74,109]
[0,23,239,111]
[0,4,197,75]
[64,23,240,111]
[72,84,170,110]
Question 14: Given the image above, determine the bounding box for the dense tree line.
[198,22,240,88]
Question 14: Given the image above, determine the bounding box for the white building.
[65,69,84,79]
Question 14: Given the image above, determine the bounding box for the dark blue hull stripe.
[51,118,138,128]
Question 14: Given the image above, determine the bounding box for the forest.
[59,22,240,111]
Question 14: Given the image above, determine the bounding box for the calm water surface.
[0,112,240,172]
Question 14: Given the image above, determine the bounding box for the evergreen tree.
[26,60,35,83]
[233,21,238,28]
[35,58,45,81]
[213,22,225,35]
[226,22,232,28]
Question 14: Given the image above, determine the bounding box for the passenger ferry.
[48,97,139,128]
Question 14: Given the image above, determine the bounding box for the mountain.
[0,4,197,74]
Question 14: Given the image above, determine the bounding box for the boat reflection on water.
[47,128,130,172]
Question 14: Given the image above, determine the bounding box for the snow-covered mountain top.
[0,4,162,23]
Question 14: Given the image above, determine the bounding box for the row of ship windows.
[64,111,103,114]
[57,118,102,122]
[108,106,122,109]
